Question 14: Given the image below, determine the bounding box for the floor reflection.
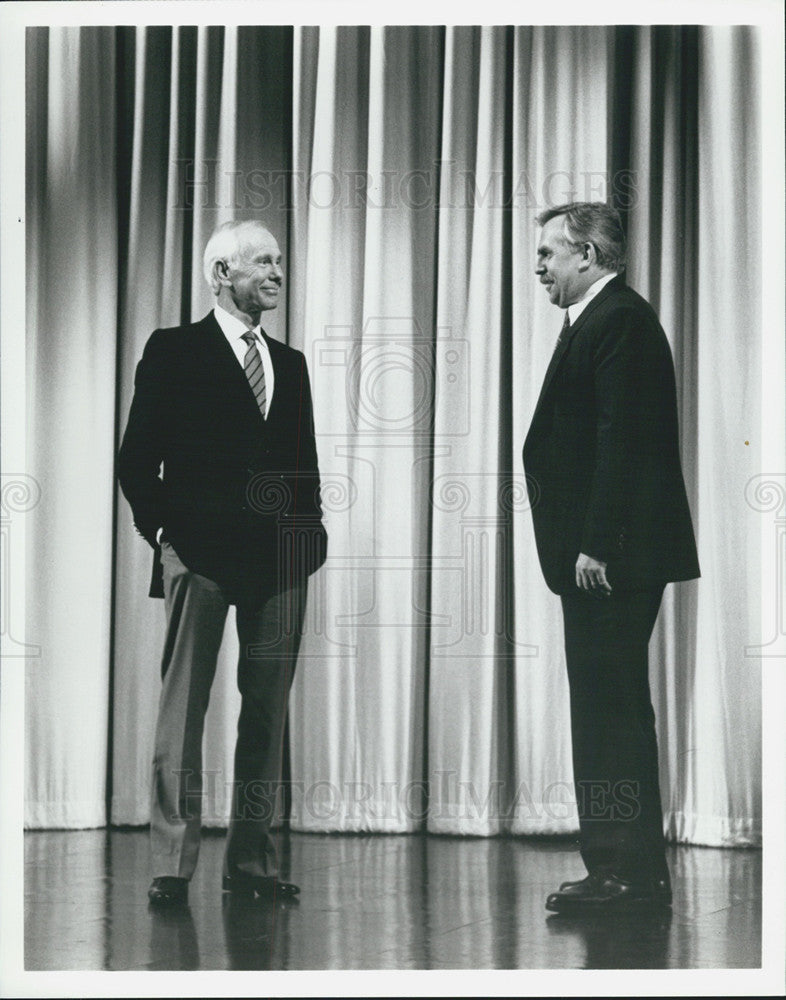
[546,908,673,968]
[148,904,200,970]
[24,828,761,971]
[221,892,296,970]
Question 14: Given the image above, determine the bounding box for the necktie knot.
[242,330,256,347]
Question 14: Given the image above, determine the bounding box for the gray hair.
[202,220,274,294]
[536,201,627,272]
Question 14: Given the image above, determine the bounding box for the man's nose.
[535,262,545,274]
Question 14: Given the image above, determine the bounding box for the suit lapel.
[530,275,626,423]
[261,330,288,424]
[194,311,268,429]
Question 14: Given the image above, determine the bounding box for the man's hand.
[575,553,612,597]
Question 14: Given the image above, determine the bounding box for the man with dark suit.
[522,202,699,912]
[118,220,326,907]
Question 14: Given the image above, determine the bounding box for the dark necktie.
[537,310,571,400]
[241,330,267,419]
[555,309,570,351]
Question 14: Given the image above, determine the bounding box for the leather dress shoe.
[148,876,188,907]
[558,872,671,897]
[546,872,671,912]
[559,874,593,891]
[222,872,300,899]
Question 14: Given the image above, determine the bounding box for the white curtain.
[25,27,117,828]
[25,24,763,847]
[686,26,761,844]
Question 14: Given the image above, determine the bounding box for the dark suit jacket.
[522,274,699,595]
[118,311,327,606]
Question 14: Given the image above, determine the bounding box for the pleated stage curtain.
[25,24,763,848]
[25,27,117,828]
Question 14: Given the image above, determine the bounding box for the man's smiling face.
[535,215,588,310]
[226,229,283,322]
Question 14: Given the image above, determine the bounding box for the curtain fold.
[685,25,761,845]
[25,24,763,848]
[25,27,117,828]
[427,25,516,835]
[289,26,444,831]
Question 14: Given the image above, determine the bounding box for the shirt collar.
[213,302,262,342]
[565,271,618,325]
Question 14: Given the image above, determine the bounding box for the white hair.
[202,220,274,294]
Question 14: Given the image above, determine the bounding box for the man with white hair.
[119,220,327,907]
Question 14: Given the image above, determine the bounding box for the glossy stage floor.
[25,828,760,971]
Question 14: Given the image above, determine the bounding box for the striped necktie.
[241,330,267,419]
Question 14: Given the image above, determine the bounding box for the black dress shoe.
[558,872,671,896]
[559,873,593,891]
[546,872,671,912]
[148,876,189,907]
[222,872,300,899]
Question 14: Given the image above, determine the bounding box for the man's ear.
[213,258,232,287]
[577,241,596,272]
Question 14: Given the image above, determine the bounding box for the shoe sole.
[148,892,188,907]
[222,874,254,894]
[222,874,300,898]
[546,895,671,913]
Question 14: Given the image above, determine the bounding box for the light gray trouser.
[150,540,306,880]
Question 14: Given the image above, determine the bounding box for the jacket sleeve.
[117,330,168,547]
[291,352,324,520]
[579,306,643,562]
[289,351,327,576]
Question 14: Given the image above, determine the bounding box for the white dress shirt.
[565,271,618,325]
[213,302,275,418]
